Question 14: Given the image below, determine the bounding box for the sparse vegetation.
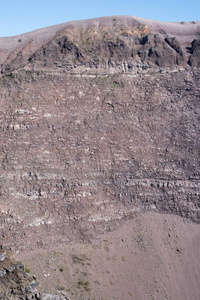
[77,279,91,292]
[25,265,30,274]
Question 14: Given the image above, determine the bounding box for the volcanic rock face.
[0,16,200,74]
[0,247,40,299]
[188,39,200,67]
[0,16,199,254]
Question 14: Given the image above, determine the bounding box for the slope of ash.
[18,213,200,300]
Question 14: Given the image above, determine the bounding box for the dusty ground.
[17,212,200,300]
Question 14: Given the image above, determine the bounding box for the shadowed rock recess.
[0,15,199,253]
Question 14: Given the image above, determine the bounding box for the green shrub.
[25,265,30,274]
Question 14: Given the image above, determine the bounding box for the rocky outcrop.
[0,16,200,74]
[26,31,186,71]
[188,39,200,67]
[0,248,40,299]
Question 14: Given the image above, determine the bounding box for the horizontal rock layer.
[0,67,199,252]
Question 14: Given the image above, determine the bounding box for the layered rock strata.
[0,66,199,252]
[0,16,199,252]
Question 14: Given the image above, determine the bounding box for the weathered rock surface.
[0,14,199,300]
[0,66,199,252]
[0,16,199,254]
[188,39,200,67]
[0,248,40,299]
[0,16,200,74]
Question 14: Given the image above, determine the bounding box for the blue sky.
[1,0,199,37]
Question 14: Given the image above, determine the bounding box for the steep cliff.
[0,66,199,252]
[0,16,200,74]
[0,14,200,300]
